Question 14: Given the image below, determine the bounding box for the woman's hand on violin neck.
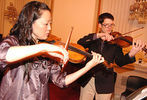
[129,40,146,57]
[40,43,69,64]
[96,33,114,41]
[86,51,104,68]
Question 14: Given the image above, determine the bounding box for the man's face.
[99,18,115,34]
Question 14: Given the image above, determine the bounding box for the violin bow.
[61,27,74,71]
[64,27,74,50]
[122,27,144,36]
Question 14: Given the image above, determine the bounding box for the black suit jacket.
[77,33,136,93]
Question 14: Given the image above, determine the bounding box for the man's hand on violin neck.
[129,40,146,57]
[133,40,146,50]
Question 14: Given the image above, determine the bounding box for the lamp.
[4,2,17,24]
[129,0,147,24]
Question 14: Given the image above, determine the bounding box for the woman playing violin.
[78,12,146,100]
[0,1,104,100]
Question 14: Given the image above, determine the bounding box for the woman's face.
[32,10,51,42]
[99,18,114,34]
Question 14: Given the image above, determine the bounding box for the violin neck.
[68,45,114,68]
[118,37,132,45]
[68,45,93,59]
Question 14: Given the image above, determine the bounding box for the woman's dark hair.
[98,13,114,24]
[10,1,51,45]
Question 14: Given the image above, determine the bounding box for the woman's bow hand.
[41,43,69,64]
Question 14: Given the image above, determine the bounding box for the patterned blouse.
[0,36,67,100]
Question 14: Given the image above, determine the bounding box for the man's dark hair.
[98,13,114,24]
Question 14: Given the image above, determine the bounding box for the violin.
[67,43,113,68]
[108,31,147,53]
[109,31,133,48]
[40,39,113,68]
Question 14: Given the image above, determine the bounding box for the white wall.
[51,0,99,43]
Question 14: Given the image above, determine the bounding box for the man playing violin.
[77,12,146,100]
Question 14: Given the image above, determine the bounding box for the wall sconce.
[129,0,147,24]
[4,2,17,24]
